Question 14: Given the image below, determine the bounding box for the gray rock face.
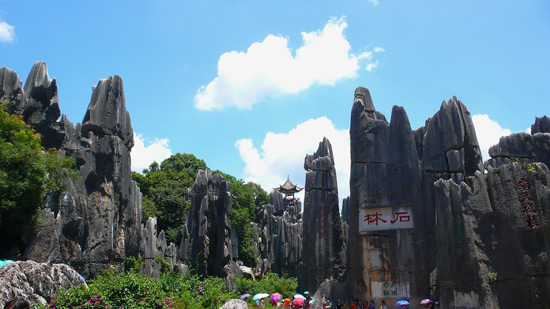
[256,191,304,280]
[345,86,550,307]
[435,162,550,308]
[488,132,550,168]
[303,138,345,293]
[0,63,146,278]
[179,169,233,277]
[219,299,248,309]
[346,87,486,304]
[0,261,85,306]
[140,217,177,278]
[341,196,350,225]
[1,63,64,150]
[532,116,550,134]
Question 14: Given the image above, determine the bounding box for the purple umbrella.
[270,293,282,305]
[240,294,251,300]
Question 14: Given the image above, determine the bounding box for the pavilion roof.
[274,177,303,193]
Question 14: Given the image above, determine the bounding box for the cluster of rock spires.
[1,62,549,308]
[319,87,549,308]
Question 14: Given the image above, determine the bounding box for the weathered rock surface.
[179,169,233,277]
[140,217,177,278]
[0,261,85,306]
[343,87,549,307]
[532,116,550,134]
[219,299,248,309]
[346,87,482,303]
[487,132,550,168]
[303,138,345,293]
[20,72,143,278]
[256,191,304,279]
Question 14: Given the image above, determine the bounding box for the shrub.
[40,268,235,309]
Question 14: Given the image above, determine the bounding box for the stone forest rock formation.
[3,63,549,308]
[0,261,85,307]
[303,137,346,292]
[340,86,549,308]
[0,62,174,278]
[255,191,304,280]
[178,169,233,277]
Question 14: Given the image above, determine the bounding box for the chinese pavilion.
[274,176,303,197]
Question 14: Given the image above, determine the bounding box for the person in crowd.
[351,300,358,309]
[357,300,363,308]
[368,300,375,309]
[380,300,388,309]
[304,295,312,309]
[336,299,343,309]
[325,298,332,308]
[343,300,350,309]
[284,297,291,308]
[4,298,30,309]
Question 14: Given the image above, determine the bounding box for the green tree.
[132,154,205,244]
[0,104,77,256]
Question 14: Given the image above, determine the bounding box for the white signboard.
[359,206,413,232]
[371,281,410,298]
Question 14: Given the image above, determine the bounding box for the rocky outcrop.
[140,217,177,278]
[0,261,85,306]
[346,87,484,304]
[21,72,143,278]
[219,299,248,309]
[179,169,233,277]
[487,132,550,168]
[256,191,304,279]
[303,138,345,293]
[532,116,550,134]
[0,63,155,278]
[434,161,550,308]
[345,86,549,307]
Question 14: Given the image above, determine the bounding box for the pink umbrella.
[292,297,305,307]
[421,299,432,305]
[270,293,282,305]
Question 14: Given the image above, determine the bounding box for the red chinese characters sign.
[359,206,414,232]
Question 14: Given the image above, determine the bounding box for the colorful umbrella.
[270,293,282,305]
[292,297,305,307]
[252,293,270,301]
[293,294,306,299]
[396,300,410,305]
[240,294,251,300]
[421,299,432,305]
[0,260,14,268]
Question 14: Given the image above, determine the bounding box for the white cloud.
[368,0,380,6]
[131,133,172,173]
[236,117,350,206]
[366,61,379,71]
[472,114,512,162]
[195,17,380,111]
[0,19,15,43]
[373,46,385,52]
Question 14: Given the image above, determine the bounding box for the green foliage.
[488,271,498,282]
[132,154,202,244]
[156,255,173,274]
[0,104,78,252]
[234,273,298,299]
[124,255,143,273]
[40,269,235,309]
[493,168,499,174]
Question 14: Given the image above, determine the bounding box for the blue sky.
[1,1,549,202]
